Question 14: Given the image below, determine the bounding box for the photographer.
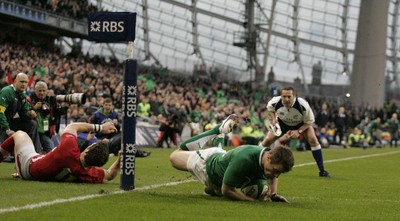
[157,114,180,148]
[28,81,67,152]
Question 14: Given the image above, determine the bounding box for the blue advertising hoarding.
[88,12,136,42]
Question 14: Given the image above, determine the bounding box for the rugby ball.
[241,179,269,200]
[264,118,282,136]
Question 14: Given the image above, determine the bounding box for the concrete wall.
[349,0,389,108]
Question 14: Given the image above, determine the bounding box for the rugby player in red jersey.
[0,121,121,183]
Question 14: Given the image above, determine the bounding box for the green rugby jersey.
[206,145,270,188]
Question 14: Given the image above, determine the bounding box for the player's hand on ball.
[270,193,289,203]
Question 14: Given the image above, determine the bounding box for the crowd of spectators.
[0,39,399,149]
[5,0,399,148]
[6,0,98,20]
[0,41,123,123]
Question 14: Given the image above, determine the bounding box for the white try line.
[294,150,400,168]
[290,196,400,204]
[1,150,399,214]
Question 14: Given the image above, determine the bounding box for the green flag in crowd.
[33,66,48,77]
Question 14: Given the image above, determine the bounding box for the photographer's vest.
[28,94,55,135]
[138,102,150,117]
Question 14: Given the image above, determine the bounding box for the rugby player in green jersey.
[170,114,294,202]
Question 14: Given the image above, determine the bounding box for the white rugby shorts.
[186,147,226,186]
[15,143,37,179]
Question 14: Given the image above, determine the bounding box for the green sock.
[179,124,221,151]
[212,136,225,149]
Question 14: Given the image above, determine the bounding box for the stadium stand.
[0,0,398,148]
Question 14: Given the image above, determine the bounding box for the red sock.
[2,136,15,153]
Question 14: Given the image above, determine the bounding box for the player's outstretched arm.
[221,183,257,202]
[103,151,122,182]
[267,177,289,203]
[268,177,279,196]
[62,122,117,137]
[268,111,278,124]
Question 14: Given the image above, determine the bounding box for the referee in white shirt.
[260,86,331,177]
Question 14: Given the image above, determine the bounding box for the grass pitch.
[1,146,399,221]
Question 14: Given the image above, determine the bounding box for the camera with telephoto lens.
[40,102,51,116]
[41,102,50,110]
[55,93,86,104]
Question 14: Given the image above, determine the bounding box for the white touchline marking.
[1,150,399,214]
[0,180,196,214]
[290,196,400,204]
[294,150,400,167]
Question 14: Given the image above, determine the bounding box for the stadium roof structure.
[73,1,399,102]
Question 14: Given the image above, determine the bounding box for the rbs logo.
[90,21,124,32]
[88,12,135,42]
